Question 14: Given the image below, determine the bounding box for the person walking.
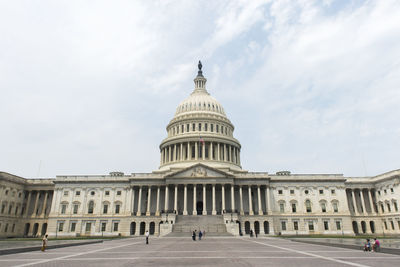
[145,230,149,245]
[41,234,48,252]
[192,230,196,241]
[199,230,203,241]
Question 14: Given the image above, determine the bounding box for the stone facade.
[1,63,399,238]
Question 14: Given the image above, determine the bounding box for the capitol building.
[1,62,399,238]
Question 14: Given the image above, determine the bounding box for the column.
[173,144,177,161]
[193,185,197,215]
[136,186,142,216]
[195,142,198,160]
[155,186,160,216]
[229,145,232,162]
[174,185,178,213]
[212,184,216,215]
[217,143,220,161]
[180,143,183,161]
[231,185,235,212]
[183,184,188,215]
[25,191,32,216]
[239,186,244,215]
[168,146,171,162]
[233,147,236,164]
[187,142,190,160]
[368,190,375,213]
[202,142,205,160]
[164,186,169,212]
[351,189,358,215]
[160,149,163,165]
[33,191,40,217]
[257,186,263,215]
[221,185,225,213]
[146,187,151,216]
[203,184,207,215]
[238,149,241,165]
[265,187,270,214]
[131,188,136,215]
[248,186,254,215]
[224,144,227,161]
[210,142,213,160]
[359,189,366,215]
[41,191,48,216]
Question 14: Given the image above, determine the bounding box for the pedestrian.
[373,238,380,252]
[250,229,253,237]
[145,230,149,244]
[41,234,48,252]
[363,239,371,252]
[192,230,196,241]
[199,230,203,240]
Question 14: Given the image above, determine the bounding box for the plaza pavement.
[0,236,400,267]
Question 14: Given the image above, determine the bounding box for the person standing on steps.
[145,230,149,244]
[199,230,203,240]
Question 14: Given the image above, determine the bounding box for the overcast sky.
[1,0,399,178]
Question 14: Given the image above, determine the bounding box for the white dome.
[175,90,226,118]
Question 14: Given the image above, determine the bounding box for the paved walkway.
[0,239,103,250]
[290,238,400,249]
[1,236,400,266]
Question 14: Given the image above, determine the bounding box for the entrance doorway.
[196,201,203,214]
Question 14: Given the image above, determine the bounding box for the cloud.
[0,0,399,177]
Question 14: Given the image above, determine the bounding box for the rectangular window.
[8,205,12,214]
[331,189,336,194]
[70,222,76,232]
[321,203,326,213]
[211,124,214,132]
[336,221,341,230]
[64,191,69,196]
[101,222,107,232]
[391,188,394,193]
[278,190,283,195]
[61,204,67,214]
[292,203,296,213]
[86,222,91,232]
[181,125,184,133]
[76,191,80,196]
[113,222,119,232]
[280,203,284,213]
[391,221,395,230]
[308,221,314,231]
[1,205,5,214]
[319,189,324,194]
[187,124,189,132]
[394,202,398,212]
[290,189,294,195]
[293,221,299,230]
[384,221,388,230]
[103,205,108,214]
[198,123,201,131]
[281,221,286,231]
[59,222,64,232]
[15,206,18,215]
[333,203,338,213]
[205,123,208,131]
[73,204,78,214]
[105,191,110,196]
[192,123,195,131]
[115,204,120,214]
[324,221,329,230]
[117,191,121,196]
[216,125,219,133]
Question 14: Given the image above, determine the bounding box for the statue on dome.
[198,60,202,71]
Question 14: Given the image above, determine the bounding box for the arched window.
[320,201,327,213]
[88,201,94,214]
[332,201,339,212]
[305,200,312,213]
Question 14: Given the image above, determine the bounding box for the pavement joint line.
[12,240,142,267]
[242,238,371,267]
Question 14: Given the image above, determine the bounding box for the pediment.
[165,163,234,178]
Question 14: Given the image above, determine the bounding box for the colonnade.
[131,184,271,217]
[347,188,377,215]
[23,190,52,217]
[160,141,240,166]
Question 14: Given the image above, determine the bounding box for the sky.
[1,0,399,178]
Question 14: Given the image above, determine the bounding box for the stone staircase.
[168,215,232,236]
